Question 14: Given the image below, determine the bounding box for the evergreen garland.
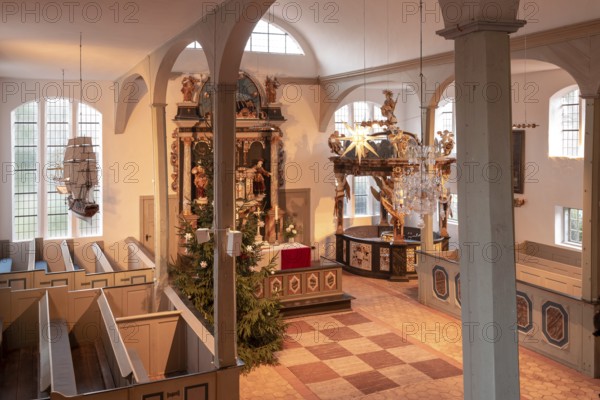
[171,140,285,373]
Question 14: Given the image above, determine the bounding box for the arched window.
[435,101,454,134]
[245,20,304,54]
[549,87,583,158]
[11,99,102,241]
[186,21,304,55]
[334,101,383,136]
[186,41,202,49]
[334,101,383,218]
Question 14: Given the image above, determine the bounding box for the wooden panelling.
[117,312,185,379]
[104,284,154,318]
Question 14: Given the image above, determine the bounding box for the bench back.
[88,243,113,274]
[60,240,75,271]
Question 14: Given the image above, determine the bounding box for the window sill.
[554,242,582,251]
[548,155,583,160]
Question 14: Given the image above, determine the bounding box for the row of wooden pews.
[0,282,221,400]
[0,238,154,292]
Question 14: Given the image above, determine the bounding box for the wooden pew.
[60,240,76,272]
[48,319,77,396]
[128,348,150,383]
[116,310,186,380]
[124,237,155,270]
[97,291,133,387]
[0,317,3,361]
[39,292,51,393]
[2,239,35,272]
[92,243,113,274]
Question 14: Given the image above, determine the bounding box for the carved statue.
[333,176,351,218]
[181,76,200,102]
[191,165,208,199]
[373,174,407,243]
[436,130,455,156]
[380,89,398,125]
[265,76,280,103]
[252,159,271,195]
[328,130,344,155]
[439,193,452,237]
[387,129,405,157]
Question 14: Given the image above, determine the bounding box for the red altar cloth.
[280,244,311,270]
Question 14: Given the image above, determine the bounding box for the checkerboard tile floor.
[280,312,462,399]
[240,272,600,399]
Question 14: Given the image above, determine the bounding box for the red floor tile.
[288,361,339,384]
[344,370,399,395]
[410,359,463,380]
[357,350,405,369]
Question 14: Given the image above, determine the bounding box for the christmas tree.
[170,141,285,373]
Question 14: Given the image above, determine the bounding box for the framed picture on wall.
[512,130,525,194]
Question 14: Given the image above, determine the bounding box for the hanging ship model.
[56,136,100,218]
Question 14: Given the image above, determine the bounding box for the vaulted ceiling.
[1,0,599,81]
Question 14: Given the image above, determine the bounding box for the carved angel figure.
[436,130,455,156]
[265,76,281,103]
[387,129,405,158]
[333,177,351,217]
[380,90,398,125]
[328,130,344,155]
[181,76,200,102]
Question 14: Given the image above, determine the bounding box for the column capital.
[181,136,194,145]
[151,103,168,109]
[437,19,526,40]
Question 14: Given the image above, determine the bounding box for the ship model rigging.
[56,137,100,219]
[55,33,100,219]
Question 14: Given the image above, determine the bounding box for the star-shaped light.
[340,123,379,163]
[184,233,193,242]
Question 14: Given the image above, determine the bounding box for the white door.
[140,195,179,263]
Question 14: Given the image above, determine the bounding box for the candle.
[275,205,279,220]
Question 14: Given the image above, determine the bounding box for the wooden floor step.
[94,341,115,389]
[281,294,355,318]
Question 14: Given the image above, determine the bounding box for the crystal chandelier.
[391,0,447,228]
[393,143,445,228]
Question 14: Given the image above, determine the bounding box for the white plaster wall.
[105,82,155,249]
[435,68,583,249]
[278,83,334,254]
[511,68,582,248]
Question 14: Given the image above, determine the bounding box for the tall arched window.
[11,99,102,241]
[334,101,383,218]
[549,86,583,158]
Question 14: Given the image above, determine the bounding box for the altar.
[256,242,312,271]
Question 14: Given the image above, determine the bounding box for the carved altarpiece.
[171,72,286,250]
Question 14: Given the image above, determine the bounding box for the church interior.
[1,1,600,399]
